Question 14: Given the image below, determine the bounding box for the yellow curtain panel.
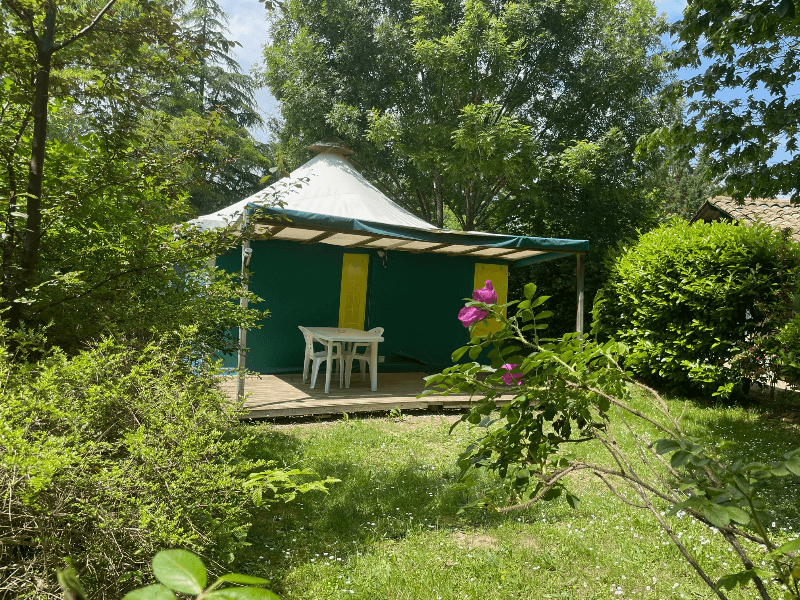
[338,253,370,330]
[472,263,508,336]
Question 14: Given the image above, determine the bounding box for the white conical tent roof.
[191,152,436,231]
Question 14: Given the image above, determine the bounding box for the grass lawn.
[238,396,800,600]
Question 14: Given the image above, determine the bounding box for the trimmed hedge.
[601,219,800,394]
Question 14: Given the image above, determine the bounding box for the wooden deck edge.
[241,396,511,419]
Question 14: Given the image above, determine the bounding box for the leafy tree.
[657,155,715,221]
[0,0,271,349]
[509,127,669,334]
[260,0,672,230]
[162,0,273,213]
[0,0,186,332]
[667,0,800,201]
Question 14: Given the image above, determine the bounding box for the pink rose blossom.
[458,306,489,327]
[458,281,498,328]
[501,363,523,386]
[472,280,497,304]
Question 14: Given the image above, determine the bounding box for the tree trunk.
[432,166,444,228]
[0,116,29,305]
[465,180,475,231]
[7,4,56,331]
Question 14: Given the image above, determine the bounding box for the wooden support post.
[237,215,251,403]
[576,253,585,337]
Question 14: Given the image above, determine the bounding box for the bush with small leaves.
[601,219,800,396]
[0,334,262,598]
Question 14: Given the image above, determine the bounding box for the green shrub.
[601,219,800,395]
[0,333,262,598]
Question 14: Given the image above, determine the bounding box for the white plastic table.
[305,327,384,393]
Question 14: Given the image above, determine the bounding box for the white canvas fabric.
[190,152,436,231]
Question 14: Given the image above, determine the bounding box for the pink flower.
[458,281,498,328]
[472,280,497,304]
[501,363,523,386]
[458,306,489,327]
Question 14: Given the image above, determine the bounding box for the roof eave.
[248,205,589,265]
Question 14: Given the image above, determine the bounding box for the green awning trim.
[248,205,588,265]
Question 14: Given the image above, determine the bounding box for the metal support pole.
[576,253,585,337]
[237,217,251,402]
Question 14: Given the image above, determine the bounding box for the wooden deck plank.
[219,372,482,418]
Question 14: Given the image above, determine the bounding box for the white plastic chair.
[345,327,384,385]
[298,326,343,389]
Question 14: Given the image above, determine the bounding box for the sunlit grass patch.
[239,405,800,600]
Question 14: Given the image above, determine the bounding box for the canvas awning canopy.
[250,206,588,267]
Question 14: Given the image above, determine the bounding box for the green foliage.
[1,0,271,344]
[426,287,800,599]
[774,314,800,386]
[57,549,278,600]
[244,464,340,507]
[657,156,716,221]
[509,127,670,335]
[261,0,671,231]
[667,0,800,200]
[0,335,261,598]
[728,262,800,395]
[601,220,800,395]
[0,90,266,352]
[30,117,266,352]
[0,0,189,331]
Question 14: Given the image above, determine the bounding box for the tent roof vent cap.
[307,136,355,156]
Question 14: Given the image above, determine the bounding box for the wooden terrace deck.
[221,372,482,419]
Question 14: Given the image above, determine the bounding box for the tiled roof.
[698,196,800,242]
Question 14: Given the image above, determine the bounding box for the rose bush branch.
[424,283,800,599]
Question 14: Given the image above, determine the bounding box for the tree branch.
[497,465,585,513]
[2,0,40,46]
[52,0,119,52]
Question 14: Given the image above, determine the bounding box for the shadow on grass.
[235,399,800,592]
[240,425,306,464]
[237,425,533,585]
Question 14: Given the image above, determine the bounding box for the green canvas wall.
[216,239,505,374]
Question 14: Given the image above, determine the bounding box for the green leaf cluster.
[0,0,271,346]
[667,0,800,201]
[654,439,800,595]
[244,464,340,507]
[0,335,263,598]
[57,549,278,600]
[426,287,627,496]
[601,219,800,395]
[123,549,278,600]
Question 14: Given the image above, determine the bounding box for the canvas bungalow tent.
[192,140,589,379]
